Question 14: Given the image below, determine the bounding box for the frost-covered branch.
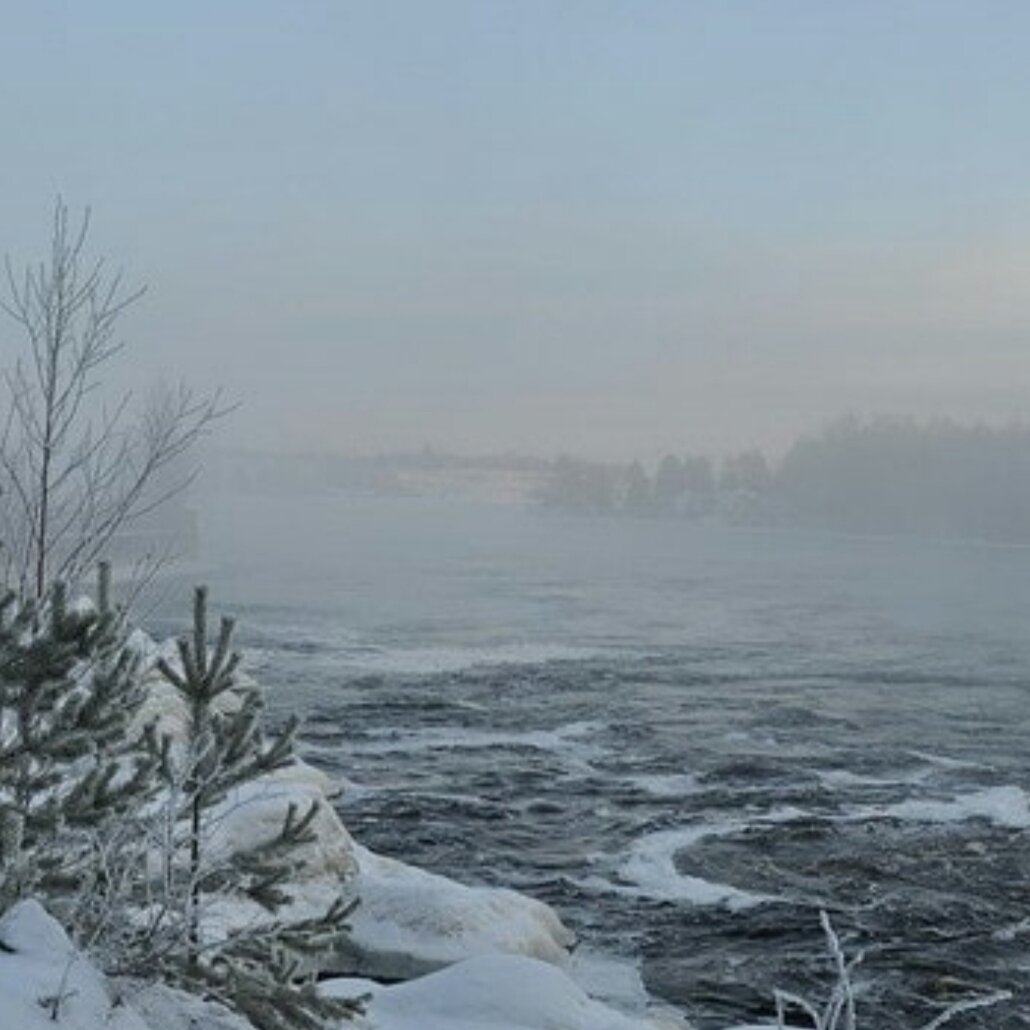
[773,911,1010,1030]
[0,199,230,599]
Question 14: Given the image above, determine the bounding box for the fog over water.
[147,492,1030,1026]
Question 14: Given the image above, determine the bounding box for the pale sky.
[2,2,1030,460]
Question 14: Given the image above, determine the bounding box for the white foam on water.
[592,808,807,910]
[620,825,770,909]
[875,785,1030,829]
[815,767,930,789]
[349,719,607,762]
[623,773,701,798]
[992,916,1030,942]
[339,641,604,675]
[907,749,994,771]
[722,726,782,745]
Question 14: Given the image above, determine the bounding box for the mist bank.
[541,418,1030,544]
[204,447,551,504]
[204,418,1030,544]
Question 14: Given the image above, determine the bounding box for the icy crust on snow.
[322,953,688,1030]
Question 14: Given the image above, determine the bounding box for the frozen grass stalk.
[774,910,1010,1030]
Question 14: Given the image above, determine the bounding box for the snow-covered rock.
[185,749,574,975]
[322,953,689,1030]
[0,896,766,1030]
[342,842,574,979]
[207,767,358,879]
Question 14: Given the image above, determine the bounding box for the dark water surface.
[149,494,1030,1028]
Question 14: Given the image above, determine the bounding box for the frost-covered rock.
[322,953,689,1030]
[341,842,575,979]
[206,768,357,879]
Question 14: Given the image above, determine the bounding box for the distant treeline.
[538,418,1030,543]
[536,451,772,522]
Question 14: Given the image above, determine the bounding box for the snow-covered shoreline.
[186,738,691,1028]
[6,631,1010,1029]
[10,616,1020,1030]
[3,633,689,1030]
[0,751,691,1030]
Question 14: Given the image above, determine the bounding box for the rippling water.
[150,493,1030,1028]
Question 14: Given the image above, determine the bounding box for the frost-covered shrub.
[773,911,1010,1030]
[0,576,363,1029]
[146,586,362,1028]
[0,564,156,919]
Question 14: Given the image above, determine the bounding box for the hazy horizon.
[3,3,1030,462]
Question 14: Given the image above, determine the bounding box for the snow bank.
[130,983,256,1030]
[322,953,688,1030]
[0,900,252,1030]
[0,899,149,1030]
